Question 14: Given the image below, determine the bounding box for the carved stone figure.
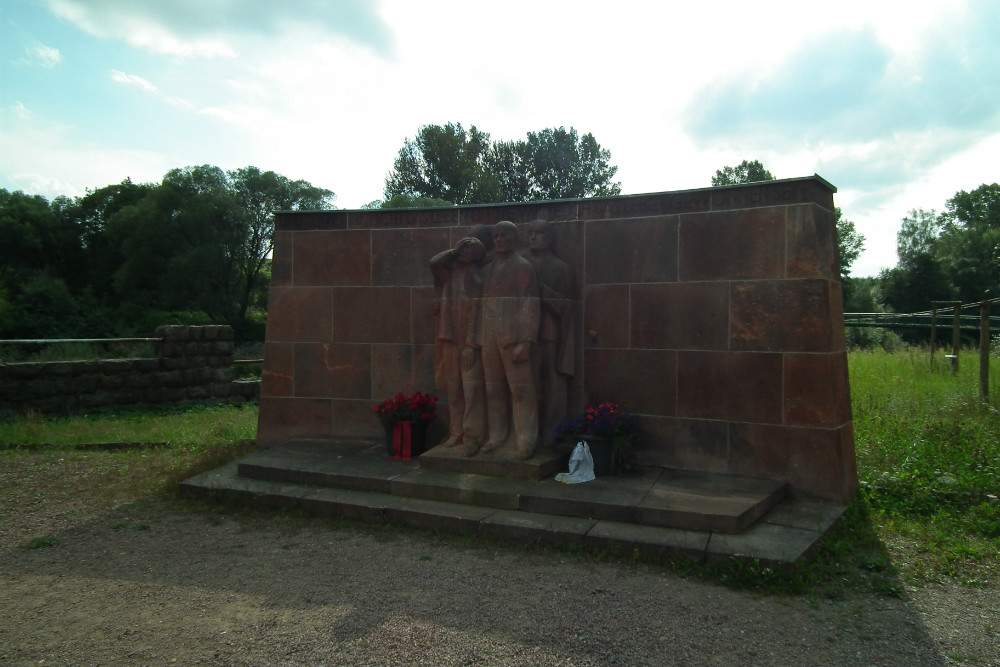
[430,237,487,455]
[477,221,541,459]
[526,220,575,447]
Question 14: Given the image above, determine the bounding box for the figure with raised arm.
[430,236,488,456]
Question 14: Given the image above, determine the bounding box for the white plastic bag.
[554,441,595,484]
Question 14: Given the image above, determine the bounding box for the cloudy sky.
[2,0,998,277]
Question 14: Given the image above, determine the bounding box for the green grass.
[0,403,259,507]
[846,347,1000,586]
[0,402,258,451]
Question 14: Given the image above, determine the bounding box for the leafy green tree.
[0,189,88,337]
[70,179,157,304]
[835,208,865,278]
[521,127,621,199]
[0,166,332,339]
[895,209,942,269]
[384,123,621,204]
[711,159,774,186]
[380,194,454,209]
[384,123,493,204]
[938,183,1000,302]
[227,166,334,319]
[879,257,954,314]
[0,189,83,285]
[3,273,81,338]
[841,276,882,313]
[878,209,954,313]
[482,139,531,202]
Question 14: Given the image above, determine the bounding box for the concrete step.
[180,441,846,566]
[236,440,787,533]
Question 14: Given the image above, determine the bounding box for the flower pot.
[584,435,620,476]
[384,420,429,460]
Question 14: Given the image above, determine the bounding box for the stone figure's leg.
[440,341,463,447]
[502,346,539,459]
[538,338,565,448]
[481,337,510,454]
[461,350,486,449]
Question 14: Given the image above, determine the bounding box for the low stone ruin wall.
[0,325,259,417]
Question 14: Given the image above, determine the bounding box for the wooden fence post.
[981,301,991,401]
[951,303,962,375]
[930,306,937,369]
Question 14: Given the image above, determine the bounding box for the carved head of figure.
[456,236,486,264]
[492,220,518,257]
[527,220,553,252]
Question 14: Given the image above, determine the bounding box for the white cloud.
[165,97,195,110]
[42,0,389,58]
[31,43,62,67]
[0,106,174,196]
[9,102,32,121]
[110,70,158,93]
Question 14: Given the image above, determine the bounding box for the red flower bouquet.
[372,392,438,425]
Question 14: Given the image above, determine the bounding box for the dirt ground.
[1,466,998,667]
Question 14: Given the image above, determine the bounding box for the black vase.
[585,435,620,476]
[384,420,429,459]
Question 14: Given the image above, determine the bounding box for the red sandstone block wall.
[258,176,856,502]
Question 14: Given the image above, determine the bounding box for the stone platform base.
[180,440,846,567]
[418,443,568,480]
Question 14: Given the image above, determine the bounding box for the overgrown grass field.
[847,348,999,587]
[1,346,998,595]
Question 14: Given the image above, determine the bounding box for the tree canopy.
[383,123,621,205]
[879,184,1000,312]
[0,166,333,340]
[711,159,775,186]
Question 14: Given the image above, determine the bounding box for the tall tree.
[878,209,954,313]
[835,208,865,278]
[521,127,621,199]
[938,183,1000,302]
[384,122,493,205]
[895,209,943,269]
[0,189,85,337]
[227,166,334,319]
[384,123,621,204]
[711,159,774,186]
[483,139,531,202]
[112,165,334,327]
[71,179,157,304]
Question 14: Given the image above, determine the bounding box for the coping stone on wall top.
[273,176,837,232]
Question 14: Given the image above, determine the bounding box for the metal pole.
[982,302,991,401]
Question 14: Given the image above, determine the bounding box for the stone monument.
[257,176,857,502]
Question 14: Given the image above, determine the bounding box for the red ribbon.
[392,420,412,461]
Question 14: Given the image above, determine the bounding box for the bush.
[846,327,905,351]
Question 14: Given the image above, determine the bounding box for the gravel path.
[2,489,998,667]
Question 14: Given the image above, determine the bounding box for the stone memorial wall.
[257,176,856,501]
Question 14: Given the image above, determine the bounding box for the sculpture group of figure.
[430,220,574,460]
